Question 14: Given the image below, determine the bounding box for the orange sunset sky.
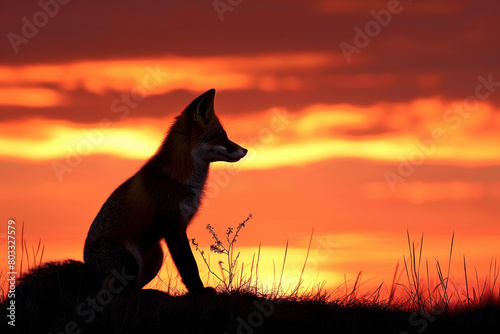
[1,0,499,295]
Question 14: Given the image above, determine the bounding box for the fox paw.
[203,286,217,295]
[188,286,216,297]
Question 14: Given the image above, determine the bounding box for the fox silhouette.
[84,88,247,293]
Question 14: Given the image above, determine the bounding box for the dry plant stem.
[191,213,253,292]
[292,228,314,297]
[277,239,289,296]
[191,239,225,285]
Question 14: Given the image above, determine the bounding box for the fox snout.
[214,140,247,163]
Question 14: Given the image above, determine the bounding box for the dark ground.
[1,260,499,333]
[2,286,499,334]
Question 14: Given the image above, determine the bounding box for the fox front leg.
[164,226,205,293]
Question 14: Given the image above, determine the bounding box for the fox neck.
[153,116,201,182]
[151,136,208,183]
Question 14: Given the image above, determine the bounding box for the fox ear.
[193,89,216,124]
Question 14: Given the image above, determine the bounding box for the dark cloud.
[1,0,500,121]
[1,0,498,62]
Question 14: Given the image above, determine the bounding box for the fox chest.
[179,171,207,224]
[179,187,202,223]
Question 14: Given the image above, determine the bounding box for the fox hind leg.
[85,239,140,293]
[131,243,164,288]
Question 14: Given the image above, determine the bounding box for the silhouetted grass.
[1,220,499,334]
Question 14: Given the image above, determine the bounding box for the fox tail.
[1,260,115,332]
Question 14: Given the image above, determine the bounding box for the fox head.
[186,89,247,163]
[160,89,247,172]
